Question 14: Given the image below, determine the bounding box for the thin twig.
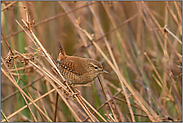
[1,57,51,122]
[54,92,59,122]
[163,25,182,45]
[1,1,18,12]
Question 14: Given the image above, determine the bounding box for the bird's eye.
[94,66,98,69]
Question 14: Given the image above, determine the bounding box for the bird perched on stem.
[56,42,108,86]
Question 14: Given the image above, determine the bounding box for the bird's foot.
[71,86,81,96]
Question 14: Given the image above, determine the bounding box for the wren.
[56,42,108,85]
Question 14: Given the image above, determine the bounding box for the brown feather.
[58,41,66,61]
[57,60,82,76]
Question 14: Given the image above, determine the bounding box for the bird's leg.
[64,82,81,96]
[70,86,81,96]
[63,80,66,85]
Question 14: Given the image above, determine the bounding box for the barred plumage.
[56,42,108,85]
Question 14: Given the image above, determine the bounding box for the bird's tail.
[57,40,66,61]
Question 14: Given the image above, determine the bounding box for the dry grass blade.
[20,19,66,83]
[144,52,181,115]
[163,25,182,45]
[166,2,180,27]
[173,1,182,23]
[16,16,103,121]
[2,57,38,121]
[1,76,43,102]
[80,96,107,122]
[5,1,98,40]
[92,41,160,121]
[101,2,137,121]
[1,1,18,12]
[1,88,56,122]
[13,50,83,121]
[1,58,52,122]
[76,24,161,121]
[1,1,181,122]
[89,3,130,121]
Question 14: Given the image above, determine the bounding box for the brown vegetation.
[1,1,182,122]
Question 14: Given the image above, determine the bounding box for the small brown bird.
[56,42,108,86]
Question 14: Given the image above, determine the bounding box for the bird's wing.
[56,60,82,76]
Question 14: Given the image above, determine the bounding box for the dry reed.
[1,1,182,122]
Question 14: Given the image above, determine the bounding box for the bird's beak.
[102,69,109,74]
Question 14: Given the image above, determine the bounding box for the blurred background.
[1,1,182,122]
